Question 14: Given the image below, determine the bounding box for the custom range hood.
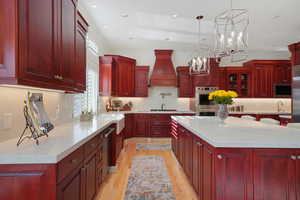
[150,50,177,87]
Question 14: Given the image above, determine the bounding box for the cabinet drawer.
[57,146,84,183]
[84,135,99,157]
[151,120,170,126]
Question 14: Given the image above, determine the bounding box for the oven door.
[199,94,214,105]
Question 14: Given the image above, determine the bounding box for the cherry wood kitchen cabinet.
[192,136,203,197]
[177,67,193,98]
[75,12,89,92]
[253,149,297,200]
[124,114,134,139]
[135,66,149,97]
[0,124,121,200]
[99,55,136,97]
[133,114,150,137]
[273,61,292,84]
[215,149,253,200]
[0,164,56,200]
[289,42,300,66]
[224,67,251,97]
[0,0,87,92]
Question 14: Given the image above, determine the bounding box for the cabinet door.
[57,166,85,200]
[178,70,193,97]
[135,67,149,97]
[118,60,135,97]
[75,25,87,91]
[18,0,57,84]
[134,116,149,137]
[99,58,113,96]
[215,149,253,200]
[253,66,273,97]
[59,0,77,87]
[203,145,214,200]
[85,154,97,200]
[0,165,56,200]
[184,131,193,179]
[192,137,203,197]
[296,152,300,200]
[253,149,297,200]
[124,114,133,139]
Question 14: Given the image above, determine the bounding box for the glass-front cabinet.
[226,68,251,97]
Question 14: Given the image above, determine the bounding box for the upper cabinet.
[219,67,251,98]
[244,60,291,98]
[99,55,136,97]
[75,12,89,92]
[135,66,149,97]
[289,42,300,66]
[0,0,88,92]
[177,67,193,98]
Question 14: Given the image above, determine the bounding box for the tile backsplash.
[0,86,74,142]
[100,87,191,112]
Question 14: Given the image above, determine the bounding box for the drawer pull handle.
[217,155,223,160]
[105,128,116,138]
[291,155,297,160]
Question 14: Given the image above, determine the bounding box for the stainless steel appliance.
[195,87,219,116]
[274,84,291,97]
[293,65,300,122]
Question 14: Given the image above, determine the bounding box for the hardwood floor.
[96,138,198,200]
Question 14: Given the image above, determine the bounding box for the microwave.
[274,84,291,97]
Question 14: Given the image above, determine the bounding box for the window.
[73,37,99,118]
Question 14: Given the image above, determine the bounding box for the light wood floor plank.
[96,138,198,200]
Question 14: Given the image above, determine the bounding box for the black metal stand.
[17,103,48,146]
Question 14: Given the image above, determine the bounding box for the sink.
[150,109,177,112]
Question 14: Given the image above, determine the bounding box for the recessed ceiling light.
[129,37,135,40]
[121,14,129,18]
[272,15,280,19]
[172,14,178,19]
[165,38,171,41]
[103,25,108,29]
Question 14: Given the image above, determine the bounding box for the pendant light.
[214,0,249,62]
[189,16,211,76]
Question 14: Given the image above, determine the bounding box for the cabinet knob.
[217,154,223,160]
[291,155,297,160]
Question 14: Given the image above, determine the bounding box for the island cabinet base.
[0,124,123,200]
[171,120,300,200]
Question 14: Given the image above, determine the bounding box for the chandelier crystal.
[189,16,211,76]
[214,0,249,62]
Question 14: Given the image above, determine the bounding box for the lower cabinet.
[85,153,97,200]
[57,165,85,200]
[253,149,297,200]
[128,113,195,138]
[171,121,300,200]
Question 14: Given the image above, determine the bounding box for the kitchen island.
[171,116,300,200]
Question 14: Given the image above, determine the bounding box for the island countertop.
[171,116,300,148]
[0,114,124,164]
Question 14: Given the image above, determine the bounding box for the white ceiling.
[81,0,300,52]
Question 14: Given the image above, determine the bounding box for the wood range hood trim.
[150,49,177,87]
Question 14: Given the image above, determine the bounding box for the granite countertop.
[172,116,300,148]
[0,114,124,164]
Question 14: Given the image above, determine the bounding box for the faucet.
[277,100,284,112]
[161,103,165,111]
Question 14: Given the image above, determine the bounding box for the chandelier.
[214,0,249,62]
[189,16,211,76]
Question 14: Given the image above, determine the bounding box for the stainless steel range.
[195,87,219,116]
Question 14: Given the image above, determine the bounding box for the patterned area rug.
[124,155,176,200]
[136,143,171,151]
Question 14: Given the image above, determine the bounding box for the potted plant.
[208,90,238,124]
